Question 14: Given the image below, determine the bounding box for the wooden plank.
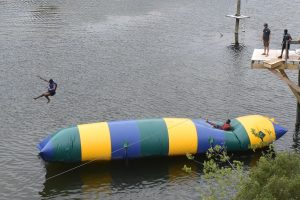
[268,69,300,93]
[252,62,299,69]
[226,14,250,19]
[251,49,300,69]
[252,49,300,63]
[290,41,300,45]
[263,59,284,69]
[268,69,300,104]
[278,69,300,104]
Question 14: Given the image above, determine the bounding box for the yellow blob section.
[164,118,198,156]
[236,115,275,146]
[78,122,111,161]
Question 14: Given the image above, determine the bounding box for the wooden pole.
[234,0,241,46]
[296,69,300,130]
[285,41,288,66]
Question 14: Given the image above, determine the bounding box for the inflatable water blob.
[38,115,287,163]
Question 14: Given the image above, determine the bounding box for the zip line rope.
[45,118,192,181]
[43,62,239,181]
[44,45,245,182]
[45,61,227,181]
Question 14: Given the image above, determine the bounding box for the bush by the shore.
[235,152,300,200]
[186,146,300,200]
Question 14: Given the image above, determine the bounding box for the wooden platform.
[226,14,250,19]
[251,49,300,69]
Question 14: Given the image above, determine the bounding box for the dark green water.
[0,0,300,199]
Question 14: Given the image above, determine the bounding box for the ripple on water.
[1,0,300,199]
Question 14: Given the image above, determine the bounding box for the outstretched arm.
[37,75,48,82]
[206,120,215,127]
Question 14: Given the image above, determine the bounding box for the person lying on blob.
[207,119,232,131]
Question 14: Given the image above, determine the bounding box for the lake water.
[1,0,300,199]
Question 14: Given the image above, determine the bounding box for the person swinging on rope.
[34,76,57,103]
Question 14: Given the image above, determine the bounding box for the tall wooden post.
[234,0,241,46]
[226,0,249,46]
[296,70,300,130]
[285,41,288,67]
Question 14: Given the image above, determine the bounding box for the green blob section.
[224,132,242,151]
[137,119,169,157]
[229,119,250,151]
[51,126,82,162]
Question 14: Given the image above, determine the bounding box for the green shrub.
[185,146,300,200]
[186,146,245,200]
[235,152,300,200]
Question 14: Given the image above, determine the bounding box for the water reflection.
[30,4,59,17]
[227,43,246,51]
[32,5,59,13]
[293,130,300,152]
[40,153,262,199]
[40,157,196,198]
[29,4,63,29]
[1,0,299,198]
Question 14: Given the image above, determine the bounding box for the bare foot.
[266,54,269,57]
[262,53,266,55]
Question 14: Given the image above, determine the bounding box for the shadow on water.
[28,4,63,29]
[30,5,60,17]
[293,129,300,152]
[39,156,197,198]
[39,152,263,198]
[226,43,249,65]
[227,43,246,51]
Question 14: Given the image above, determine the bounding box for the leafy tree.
[235,152,300,200]
[184,145,300,200]
[186,145,245,200]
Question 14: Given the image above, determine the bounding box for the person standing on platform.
[262,23,271,57]
[278,29,292,59]
[298,36,300,60]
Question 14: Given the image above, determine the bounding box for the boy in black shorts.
[262,23,271,56]
[34,76,57,103]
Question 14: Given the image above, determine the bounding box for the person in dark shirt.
[298,36,300,60]
[207,119,232,131]
[34,76,57,103]
[262,23,271,56]
[278,29,292,59]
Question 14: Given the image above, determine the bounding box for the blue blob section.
[37,134,53,150]
[109,120,141,159]
[273,123,288,139]
[37,128,65,150]
[39,141,54,162]
[193,119,225,153]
